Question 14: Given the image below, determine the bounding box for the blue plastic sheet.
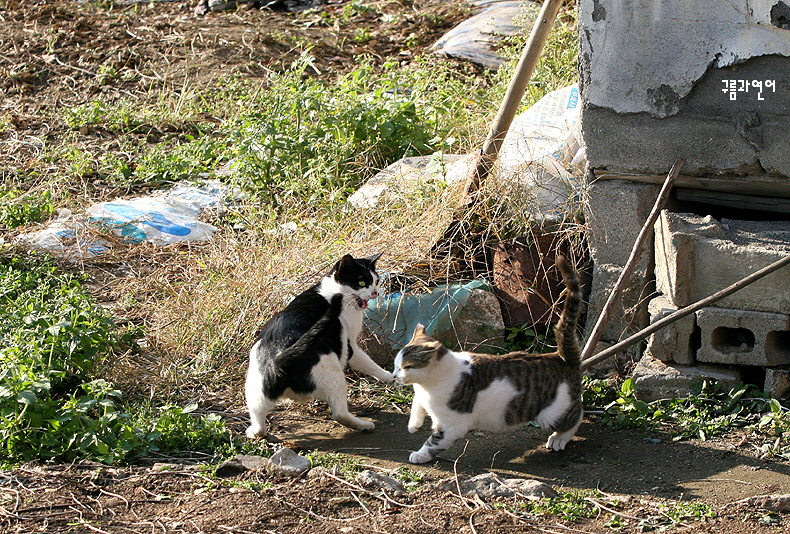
[364,279,491,350]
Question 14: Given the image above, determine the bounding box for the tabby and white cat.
[245,253,394,438]
[393,255,583,464]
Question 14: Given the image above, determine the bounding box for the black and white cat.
[393,255,584,464]
[245,253,394,438]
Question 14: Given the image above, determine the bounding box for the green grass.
[583,377,790,459]
[0,254,268,466]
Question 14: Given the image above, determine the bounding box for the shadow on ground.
[268,406,790,507]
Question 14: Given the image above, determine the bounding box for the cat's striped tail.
[554,255,583,369]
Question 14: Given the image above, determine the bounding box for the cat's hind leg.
[245,356,276,438]
[315,361,375,431]
[546,410,583,451]
[245,386,276,438]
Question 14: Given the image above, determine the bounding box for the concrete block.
[696,307,790,366]
[765,368,790,400]
[585,262,651,346]
[579,0,790,178]
[645,295,696,365]
[584,179,659,345]
[585,179,660,267]
[655,211,790,314]
[632,354,741,402]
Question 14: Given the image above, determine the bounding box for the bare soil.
[1,2,789,533]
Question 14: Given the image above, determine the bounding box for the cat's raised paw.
[408,450,433,464]
[546,432,571,451]
[246,424,267,439]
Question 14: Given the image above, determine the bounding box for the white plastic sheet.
[497,84,585,220]
[18,179,240,259]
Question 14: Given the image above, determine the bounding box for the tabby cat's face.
[393,324,445,385]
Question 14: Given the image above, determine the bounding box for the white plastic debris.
[18,179,241,259]
[497,84,585,220]
[86,196,217,246]
[347,154,467,209]
[431,1,538,70]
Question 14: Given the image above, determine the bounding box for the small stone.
[267,448,311,478]
[431,473,556,501]
[355,470,407,496]
[214,454,269,478]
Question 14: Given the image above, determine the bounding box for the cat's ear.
[339,254,355,268]
[367,251,384,265]
[413,324,426,337]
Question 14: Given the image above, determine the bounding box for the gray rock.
[267,448,311,478]
[432,473,556,500]
[355,470,407,496]
[631,354,741,402]
[214,454,269,478]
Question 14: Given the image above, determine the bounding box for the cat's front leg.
[408,399,427,433]
[409,428,463,464]
[348,344,394,382]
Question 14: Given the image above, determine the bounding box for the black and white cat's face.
[324,252,382,310]
[393,324,446,385]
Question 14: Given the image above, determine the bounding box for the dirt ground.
[5,400,790,534]
[2,1,790,533]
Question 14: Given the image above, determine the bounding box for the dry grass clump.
[94,158,586,408]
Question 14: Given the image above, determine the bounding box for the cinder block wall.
[579,0,790,395]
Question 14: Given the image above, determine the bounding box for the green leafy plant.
[504,323,556,353]
[0,256,250,466]
[0,190,54,228]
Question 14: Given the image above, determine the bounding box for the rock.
[362,283,506,365]
[631,354,741,402]
[214,454,269,478]
[347,154,468,209]
[266,448,311,478]
[431,473,556,500]
[355,470,407,496]
[736,494,790,512]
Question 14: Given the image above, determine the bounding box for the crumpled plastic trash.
[18,179,241,259]
[497,84,585,221]
[86,196,217,247]
[364,279,490,350]
[431,1,537,70]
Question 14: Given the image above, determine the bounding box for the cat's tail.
[554,255,583,369]
[274,293,343,368]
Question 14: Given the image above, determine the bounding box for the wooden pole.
[579,159,684,362]
[464,0,566,199]
[580,254,790,371]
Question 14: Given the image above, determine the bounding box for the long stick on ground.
[579,159,684,362]
[463,0,565,200]
[580,253,790,371]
